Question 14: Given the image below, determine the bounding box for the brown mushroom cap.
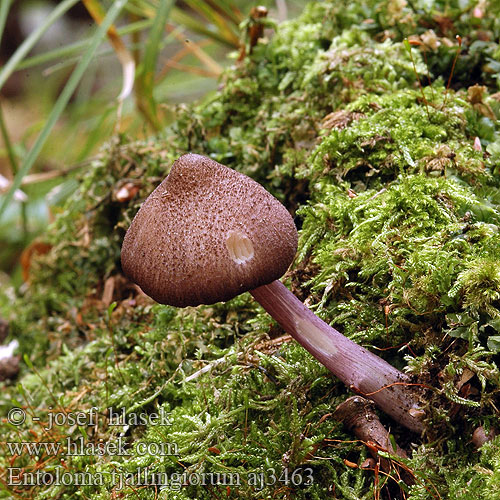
[121,154,298,307]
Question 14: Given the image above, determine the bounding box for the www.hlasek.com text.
[7,437,177,457]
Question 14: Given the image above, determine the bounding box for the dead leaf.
[114,182,140,202]
[467,84,496,119]
[20,241,52,282]
[468,84,487,104]
[101,276,116,307]
[321,110,365,130]
[360,133,393,148]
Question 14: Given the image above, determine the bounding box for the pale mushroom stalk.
[121,154,425,434]
[251,281,423,432]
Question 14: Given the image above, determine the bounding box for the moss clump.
[299,173,499,338]
[301,88,492,187]
[1,1,500,499]
[297,88,500,352]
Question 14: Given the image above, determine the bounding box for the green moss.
[302,88,493,187]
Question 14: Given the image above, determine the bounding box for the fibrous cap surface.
[121,154,298,306]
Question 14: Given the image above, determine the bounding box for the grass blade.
[0,0,12,44]
[17,19,153,72]
[0,0,80,92]
[166,27,222,76]
[82,0,136,118]
[183,0,240,45]
[142,0,174,92]
[0,105,19,175]
[136,0,174,129]
[0,103,28,233]
[125,0,239,47]
[171,8,239,47]
[0,0,128,220]
[202,0,243,25]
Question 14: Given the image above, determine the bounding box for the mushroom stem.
[250,280,424,433]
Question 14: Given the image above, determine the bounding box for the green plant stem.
[0,105,18,176]
[0,0,12,44]
[17,19,154,72]
[136,0,174,130]
[0,104,28,235]
[0,0,128,221]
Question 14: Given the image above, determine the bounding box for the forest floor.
[1,1,500,499]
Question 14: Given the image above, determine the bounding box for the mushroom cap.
[121,154,298,307]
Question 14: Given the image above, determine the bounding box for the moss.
[407,436,500,499]
[297,88,500,351]
[1,1,500,499]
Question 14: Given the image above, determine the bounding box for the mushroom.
[121,154,424,433]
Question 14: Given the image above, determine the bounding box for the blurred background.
[0,0,301,286]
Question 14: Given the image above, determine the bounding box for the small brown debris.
[344,459,358,468]
[253,335,292,354]
[472,426,498,449]
[238,6,268,61]
[457,368,475,390]
[360,133,393,149]
[0,318,8,344]
[423,144,456,173]
[0,355,20,381]
[0,340,20,382]
[114,181,140,203]
[468,84,487,105]
[408,408,426,419]
[420,30,440,50]
[101,277,116,308]
[433,15,455,35]
[20,240,52,282]
[321,110,365,130]
[467,84,496,120]
[361,457,377,469]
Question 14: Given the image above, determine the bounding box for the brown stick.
[333,396,407,460]
[333,396,413,485]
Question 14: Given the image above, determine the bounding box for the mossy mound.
[2,1,500,499]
